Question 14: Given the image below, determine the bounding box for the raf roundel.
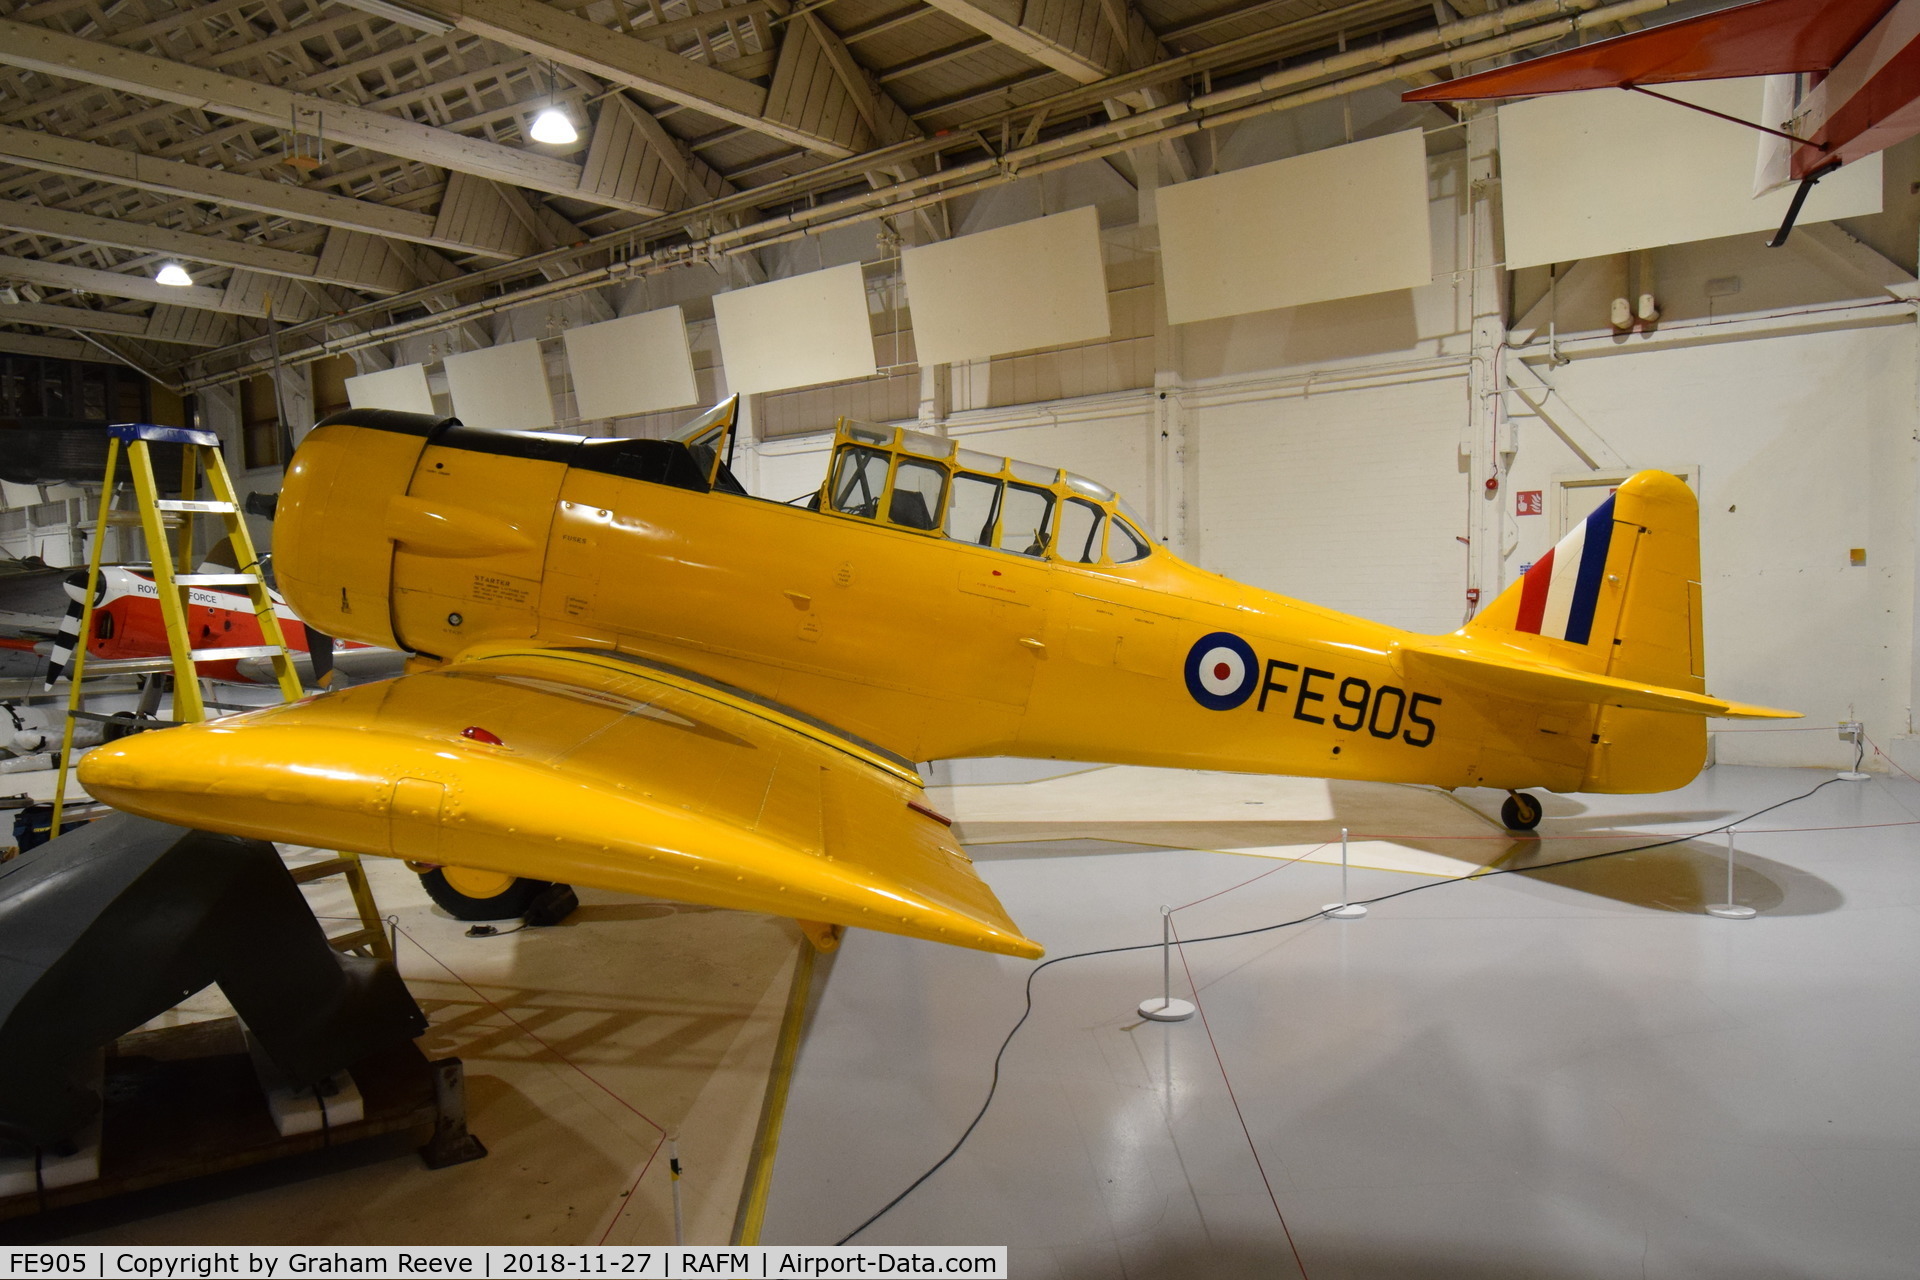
[1184,631,1259,711]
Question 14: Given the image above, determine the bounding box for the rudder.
[1466,472,1708,791]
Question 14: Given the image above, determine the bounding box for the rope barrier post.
[1705,827,1757,920]
[1137,906,1195,1022]
[1838,720,1869,781]
[1322,827,1367,919]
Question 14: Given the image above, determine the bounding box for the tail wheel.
[419,867,555,921]
[1500,791,1544,833]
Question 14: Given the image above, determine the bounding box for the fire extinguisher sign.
[1516,490,1543,516]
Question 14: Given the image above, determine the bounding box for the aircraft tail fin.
[1442,471,1796,790]
[1464,471,1696,681]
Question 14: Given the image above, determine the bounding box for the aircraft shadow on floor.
[954,779,1842,918]
[561,900,724,924]
[408,979,779,1073]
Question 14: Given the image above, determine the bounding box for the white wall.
[949,409,1155,508]
[1504,326,1918,767]
[1192,371,1470,633]
[749,440,833,504]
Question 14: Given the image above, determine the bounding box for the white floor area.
[761,763,1920,1279]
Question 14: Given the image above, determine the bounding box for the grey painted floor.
[760,763,1920,1279]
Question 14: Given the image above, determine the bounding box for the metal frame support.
[421,1056,489,1169]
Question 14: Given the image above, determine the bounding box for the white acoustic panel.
[1159,129,1432,326]
[563,307,699,419]
[1500,79,1883,268]
[442,340,555,431]
[344,364,434,416]
[1196,375,1467,633]
[750,444,833,503]
[712,263,876,394]
[903,206,1111,364]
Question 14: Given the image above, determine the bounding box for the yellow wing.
[79,645,1041,959]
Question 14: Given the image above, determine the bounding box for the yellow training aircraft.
[79,399,1794,960]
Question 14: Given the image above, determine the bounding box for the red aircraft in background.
[1406,0,1917,237]
[43,566,395,689]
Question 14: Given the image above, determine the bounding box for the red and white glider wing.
[1402,0,1895,101]
[1404,0,1920,184]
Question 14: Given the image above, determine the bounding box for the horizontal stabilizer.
[1401,641,1799,720]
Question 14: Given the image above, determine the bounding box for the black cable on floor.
[836,776,1841,1243]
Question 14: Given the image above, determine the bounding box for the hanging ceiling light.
[154,262,194,287]
[529,105,577,145]
[529,61,578,145]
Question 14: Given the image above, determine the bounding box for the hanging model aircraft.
[75,400,1795,958]
[1403,0,1914,240]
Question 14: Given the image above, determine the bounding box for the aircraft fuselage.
[300,422,1605,795]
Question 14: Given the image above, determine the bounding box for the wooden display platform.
[0,1017,483,1222]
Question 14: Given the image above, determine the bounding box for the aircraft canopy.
[825,419,1157,565]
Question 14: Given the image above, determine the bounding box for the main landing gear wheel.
[417,866,556,921]
[1500,791,1544,833]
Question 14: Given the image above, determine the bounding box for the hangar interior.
[0,0,1916,1272]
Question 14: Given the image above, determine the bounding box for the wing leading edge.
[78,645,1042,959]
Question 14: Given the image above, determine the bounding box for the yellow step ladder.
[50,422,391,961]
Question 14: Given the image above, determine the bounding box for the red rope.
[1711,725,1835,733]
[1172,843,1328,912]
[597,1133,669,1245]
[1170,918,1310,1279]
[394,923,667,1135]
[397,924,674,1243]
[1865,733,1920,786]
[1294,817,1920,843]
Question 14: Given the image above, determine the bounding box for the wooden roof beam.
[0,330,103,360]
[916,0,1150,83]
[0,299,237,347]
[0,255,229,310]
[419,0,790,140]
[424,0,918,158]
[0,17,662,215]
[0,198,423,295]
[0,124,525,259]
[0,300,147,336]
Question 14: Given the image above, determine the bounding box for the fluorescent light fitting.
[154,262,194,287]
[529,105,578,145]
[332,0,453,35]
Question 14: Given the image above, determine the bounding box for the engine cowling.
[275,410,442,651]
[276,410,579,659]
